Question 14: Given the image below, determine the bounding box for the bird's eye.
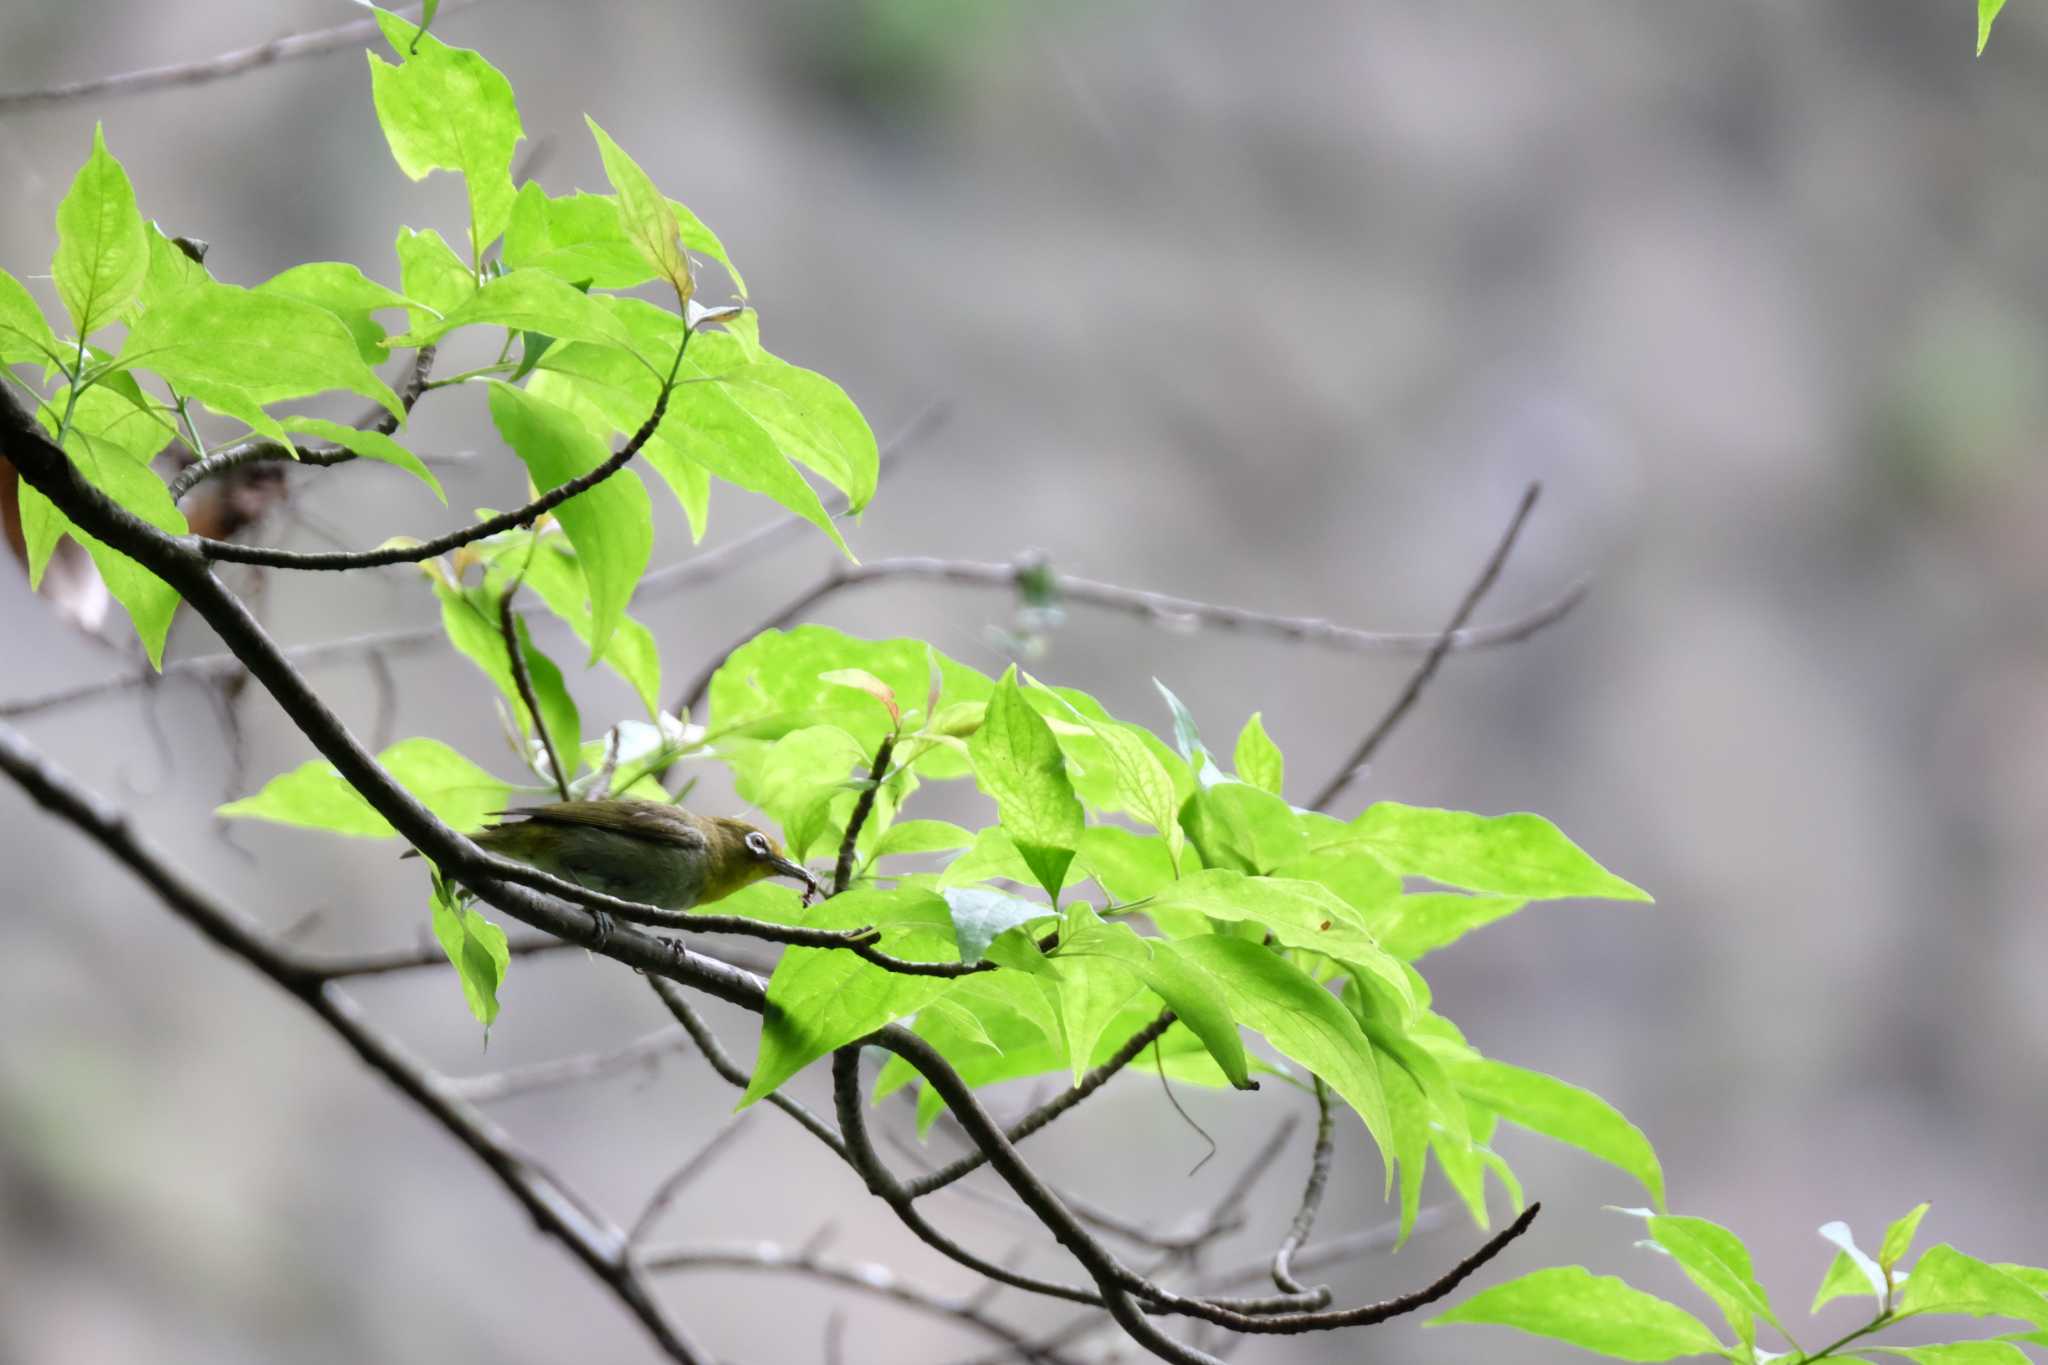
[746,832,771,857]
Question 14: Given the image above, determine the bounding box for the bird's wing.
[492,801,709,850]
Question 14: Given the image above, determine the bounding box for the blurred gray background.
[3,1,2046,1361]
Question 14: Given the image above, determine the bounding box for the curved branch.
[1271,1075,1335,1298]
[168,346,439,503]
[195,384,670,570]
[499,580,571,801]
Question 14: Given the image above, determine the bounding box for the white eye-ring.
[746,831,771,857]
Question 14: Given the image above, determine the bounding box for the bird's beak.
[772,854,821,899]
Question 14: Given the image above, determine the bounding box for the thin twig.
[641,1239,1083,1364]
[1309,483,1545,811]
[168,346,439,502]
[0,2,475,113]
[905,1010,1177,1198]
[834,733,896,896]
[648,978,849,1162]
[439,1026,689,1103]
[1270,1075,1335,1298]
[672,552,1586,721]
[194,385,671,570]
[499,580,571,801]
[627,1112,757,1249]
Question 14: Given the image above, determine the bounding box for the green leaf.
[1173,933,1394,1171]
[1431,1267,1725,1361]
[1073,714,1185,872]
[0,266,63,366]
[1153,678,1228,786]
[1637,1213,1775,1350]
[1076,826,1183,903]
[532,328,850,553]
[1181,781,1308,874]
[970,667,1085,901]
[394,226,475,327]
[255,261,410,365]
[1882,1203,1932,1273]
[1058,908,1250,1089]
[1898,1246,2048,1328]
[1873,1345,2034,1365]
[1367,891,1530,960]
[1047,952,1145,1084]
[742,888,960,1104]
[505,185,652,288]
[940,887,1052,965]
[1453,1058,1664,1208]
[431,880,510,1028]
[1336,802,1651,901]
[867,819,974,862]
[1143,868,1414,1017]
[669,197,747,296]
[707,356,878,511]
[1813,1249,1882,1313]
[368,8,524,255]
[1979,0,2008,54]
[278,417,443,501]
[219,738,513,836]
[485,381,652,658]
[1233,712,1284,794]
[393,269,641,356]
[52,124,147,335]
[33,405,188,666]
[135,221,210,316]
[585,117,693,304]
[122,280,405,421]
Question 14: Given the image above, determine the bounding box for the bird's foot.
[588,909,615,950]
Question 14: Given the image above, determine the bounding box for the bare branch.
[641,1238,1084,1364]
[0,2,475,114]
[439,1026,689,1104]
[1310,482,1546,811]
[628,1112,757,1250]
[672,551,1585,720]
[1270,1075,1335,1300]
[0,721,713,1365]
[649,977,850,1162]
[194,384,671,570]
[498,580,571,801]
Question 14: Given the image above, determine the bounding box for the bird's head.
[702,817,819,904]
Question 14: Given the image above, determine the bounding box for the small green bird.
[417,799,818,910]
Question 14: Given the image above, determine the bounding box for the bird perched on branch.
[411,799,819,910]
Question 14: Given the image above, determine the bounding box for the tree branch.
[640,1238,1085,1364]
[1309,482,1545,811]
[498,580,571,801]
[438,1025,689,1104]
[904,1010,1177,1198]
[193,385,670,571]
[0,721,714,1365]
[0,2,476,114]
[167,345,439,503]
[672,551,1586,720]
[1270,1075,1335,1300]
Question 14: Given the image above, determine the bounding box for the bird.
[408,799,819,911]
